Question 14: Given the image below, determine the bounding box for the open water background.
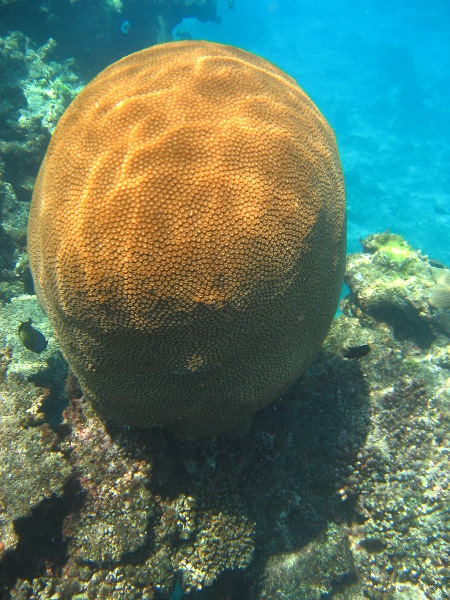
[181,0,450,264]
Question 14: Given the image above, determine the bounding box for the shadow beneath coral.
[0,478,82,595]
[121,348,370,598]
[0,342,370,599]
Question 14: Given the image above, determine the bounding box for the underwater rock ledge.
[0,231,449,599]
[0,0,226,78]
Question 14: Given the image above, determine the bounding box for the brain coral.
[27,41,346,437]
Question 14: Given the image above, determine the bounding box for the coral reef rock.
[0,32,83,301]
[0,32,83,201]
[261,524,356,599]
[343,231,450,346]
[0,295,70,570]
[0,233,448,600]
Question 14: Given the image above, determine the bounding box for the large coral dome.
[28,41,346,437]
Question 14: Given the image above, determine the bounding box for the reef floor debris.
[0,232,448,599]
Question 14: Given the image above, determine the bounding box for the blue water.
[180,0,450,264]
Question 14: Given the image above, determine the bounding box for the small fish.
[18,318,48,354]
[342,344,371,360]
[120,20,130,34]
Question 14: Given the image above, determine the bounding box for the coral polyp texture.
[27,40,346,436]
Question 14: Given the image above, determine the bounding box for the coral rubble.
[0,232,448,599]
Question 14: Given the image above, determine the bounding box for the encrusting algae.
[27,40,346,437]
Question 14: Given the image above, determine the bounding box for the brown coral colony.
[27,41,346,436]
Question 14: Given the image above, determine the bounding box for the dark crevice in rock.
[0,478,81,593]
[28,354,69,426]
[185,569,253,600]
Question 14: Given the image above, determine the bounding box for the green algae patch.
[361,232,420,274]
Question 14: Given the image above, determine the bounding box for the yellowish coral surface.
[27,41,346,436]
